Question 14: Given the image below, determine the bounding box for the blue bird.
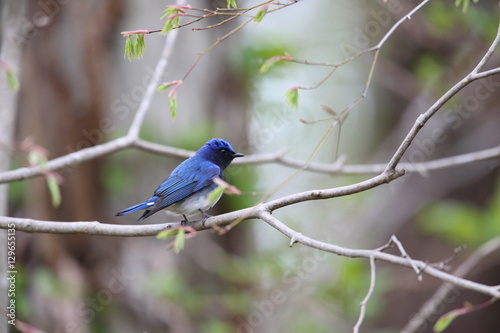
[116,138,243,222]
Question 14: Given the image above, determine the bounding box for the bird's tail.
[115,196,158,216]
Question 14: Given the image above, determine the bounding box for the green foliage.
[156,229,179,239]
[173,228,185,253]
[285,87,299,108]
[123,34,146,61]
[434,309,461,332]
[9,265,31,319]
[418,177,500,246]
[156,228,187,253]
[27,150,61,208]
[259,53,293,74]
[202,320,234,333]
[135,33,145,57]
[320,259,386,318]
[291,314,329,333]
[148,272,205,312]
[425,1,496,41]
[161,7,181,35]
[46,174,61,207]
[101,156,130,196]
[233,43,294,82]
[455,0,478,13]
[8,161,27,206]
[6,69,20,91]
[124,35,134,60]
[169,96,177,119]
[34,268,75,297]
[223,165,259,211]
[157,81,177,92]
[254,4,269,23]
[208,186,224,205]
[414,54,445,89]
[227,0,237,9]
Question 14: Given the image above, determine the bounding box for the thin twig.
[385,20,500,172]
[127,0,185,139]
[389,235,423,281]
[401,236,500,333]
[353,255,377,333]
[256,211,500,299]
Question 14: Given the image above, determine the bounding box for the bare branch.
[0,137,132,184]
[353,255,377,333]
[385,21,500,172]
[401,236,500,333]
[388,235,423,281]
[264,171,404,211]
[257,211,500,299]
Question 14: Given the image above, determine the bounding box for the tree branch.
[401,236,500,333]
[385,20,500,172]
[126,3,185,139]
[353,255,377,333]
[257,211,500,299]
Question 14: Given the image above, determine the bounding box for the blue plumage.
[116,139,243,222]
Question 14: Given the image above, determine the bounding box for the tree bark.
[0,1,27,331]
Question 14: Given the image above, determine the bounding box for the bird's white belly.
[165,185,223,217]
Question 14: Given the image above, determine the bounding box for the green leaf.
[28,151,45,166]
[161,8,180,35]
[254,5,268,23]
[135,33,145,59]
[208,186,224,205]
[169,97,177,119]
[260,57,280,74]
[259,53,292,73]
[434,310,461,332]
[227,0,237,9]
[455,0,478,13]
[173,229,185,254]
[157,229,179,239]
[6,70,19,91]
[124,35,134,61]
[285,87,299,108]
[46,175,61,207]
[157,82,176,92]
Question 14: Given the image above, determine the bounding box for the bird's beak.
[232,152,244,158]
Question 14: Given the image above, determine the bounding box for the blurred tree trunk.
[16,0,123,331]
[0,2,26,331]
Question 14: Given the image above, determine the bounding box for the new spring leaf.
[254,3,270,23]
[285,86,299,108]
[260,53,293,73]
[173,229,185,253]
[46,174,61,208]
[6,70,19,91]
[161,7,183,35]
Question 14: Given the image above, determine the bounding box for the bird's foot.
[199,209,212,219]
[199,209,212,228]
[181,214,189,226]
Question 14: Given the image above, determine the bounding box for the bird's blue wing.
[153,160,220,210]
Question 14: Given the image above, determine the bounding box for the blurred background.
[4,0,500,332]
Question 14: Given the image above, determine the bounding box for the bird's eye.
[220,149,227,154]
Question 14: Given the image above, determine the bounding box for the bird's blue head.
[197,138,244,169]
